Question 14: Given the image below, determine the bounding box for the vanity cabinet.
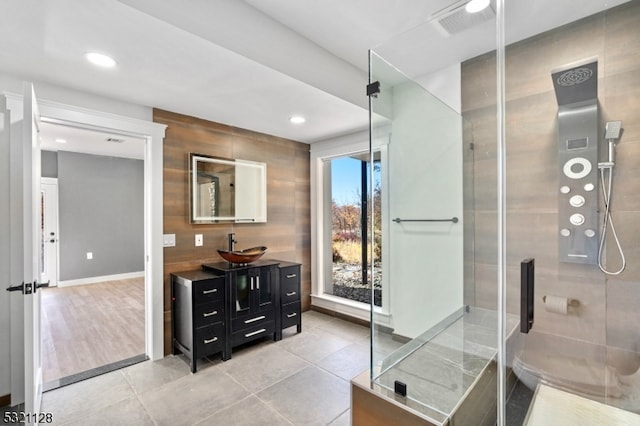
[202,260,279,358]
[171,270,226,373]
[173,259,303,370]
[228,265,277,348]
[276,261,302,340]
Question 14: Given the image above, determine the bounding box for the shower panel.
[552,60,599,264]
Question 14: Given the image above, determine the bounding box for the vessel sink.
[217,246,267,264]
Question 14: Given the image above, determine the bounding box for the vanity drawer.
[232,309,274,332]
[231,321,275,346]
[194,277,225,304]
[195,323,224,357]
[194,301,224,328]
[281,301,301,330]
[280,265,300,303]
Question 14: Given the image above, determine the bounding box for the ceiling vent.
[431,2,496,36]
[105,137,125,143]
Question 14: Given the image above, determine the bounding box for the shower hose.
[598,166,626,275]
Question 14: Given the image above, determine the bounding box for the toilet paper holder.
[542,295,580,308]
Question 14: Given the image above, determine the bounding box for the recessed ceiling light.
[465,0,490,13]
[55,138,67,144]
[289,115,306,124]
[85,52,117,68]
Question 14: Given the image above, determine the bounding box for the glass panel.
[235,271,250,313]
[369,45,494,422]
[257,267,272,307]
[502,1,640,423]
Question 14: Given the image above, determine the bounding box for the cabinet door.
[233,270,251,317]
[255,266,273,311]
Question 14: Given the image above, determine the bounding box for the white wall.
[386,76,464,339]
[415,63,462,114]
[0,73,153,399]
[0,74,151,121]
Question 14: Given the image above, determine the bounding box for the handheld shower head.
[604,121,623,165]
[605,121,622,140]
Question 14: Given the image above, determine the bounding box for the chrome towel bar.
[392,217,459,224]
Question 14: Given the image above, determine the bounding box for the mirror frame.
[189,153,267,224]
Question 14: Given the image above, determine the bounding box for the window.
[322,152,381,306]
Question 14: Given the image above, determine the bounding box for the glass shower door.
[500,1,640,423]
[368,50,505,424]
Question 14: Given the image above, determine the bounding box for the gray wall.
[41,150,58,178]
[58,151,144,281]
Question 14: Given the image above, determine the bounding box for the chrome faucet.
[228,233,236,252]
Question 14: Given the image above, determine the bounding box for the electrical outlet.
[86,252,93,260]
[195,234,203,247]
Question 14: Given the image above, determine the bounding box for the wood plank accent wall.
[154,109,311,355]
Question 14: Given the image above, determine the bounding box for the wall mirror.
[190,153,267,223]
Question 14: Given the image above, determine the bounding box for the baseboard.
[58,271,144,287]
[310,305,370,328]
[0,393,10,408]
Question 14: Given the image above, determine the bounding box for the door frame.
[40,178,58,287]
[4,92,166,404]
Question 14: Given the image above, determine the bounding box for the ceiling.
[0,0,629,155]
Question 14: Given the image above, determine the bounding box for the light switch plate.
[195,234,203,247]
[86,252,93,260]
[163,234,176,247]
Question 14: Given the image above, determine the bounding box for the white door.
[40,179,58,287]
[7,83,45,424]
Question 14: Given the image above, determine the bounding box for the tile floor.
[38,310,370,426]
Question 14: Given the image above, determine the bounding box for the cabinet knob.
[203,288,218,295]
[203,310,218,317]
[287,312,297,318]
[286,274,297,279]
[286,291,297,297]
[203,337,218,344]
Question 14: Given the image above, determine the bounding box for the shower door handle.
[520,258,535,334]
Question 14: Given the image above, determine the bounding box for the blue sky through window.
[331,157,361,206]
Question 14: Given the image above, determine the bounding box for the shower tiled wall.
[462,2,640,359]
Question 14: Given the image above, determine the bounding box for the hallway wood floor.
[41,277,145,384]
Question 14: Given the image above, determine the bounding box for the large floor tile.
[328,409,351,426]
[316,318,369,344]
[278,327,353,363]
[300,311,336,330]
[195,395,292,426]
[122,355,192,395]
[221,344,309,393]
[41,370,135,425]
[316,343,370,381]
[62,396,154,426]
[139,369,249,426]
[257,366,350,426]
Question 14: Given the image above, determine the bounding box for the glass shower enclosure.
[365,0,640,424]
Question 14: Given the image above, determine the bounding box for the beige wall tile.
[463,2,640,349]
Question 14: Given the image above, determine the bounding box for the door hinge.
[367,81,380,97]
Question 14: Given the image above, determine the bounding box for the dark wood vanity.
[171,259,301,372]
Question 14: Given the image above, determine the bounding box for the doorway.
[40,178,58,288]
[38,122,148,389]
